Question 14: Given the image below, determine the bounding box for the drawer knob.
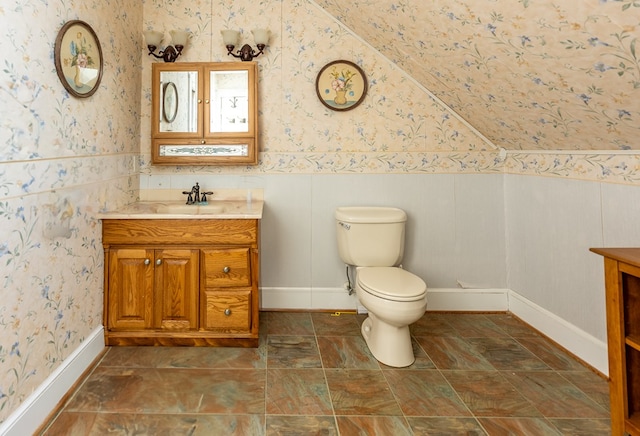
[223,266,230,273]
[144,258,150,265]
[224,308,232,316]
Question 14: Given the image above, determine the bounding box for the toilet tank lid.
[335,207,407,223]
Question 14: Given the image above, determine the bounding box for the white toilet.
[335,206,427,367]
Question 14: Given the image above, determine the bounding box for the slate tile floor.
[40,312,611,435]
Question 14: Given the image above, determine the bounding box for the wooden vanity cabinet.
[591,248,640,436]
[102,219,260,347]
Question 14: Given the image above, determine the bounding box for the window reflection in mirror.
[210,70,249,133]
[159,70,198,133]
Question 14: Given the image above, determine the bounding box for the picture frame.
[315,60,367,111]
[54,20,103,98]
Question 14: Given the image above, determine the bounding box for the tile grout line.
[310,313,342,434]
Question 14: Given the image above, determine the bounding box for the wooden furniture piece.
[103,218,260,347]
[151,61,258,165]
[591,247,640,435]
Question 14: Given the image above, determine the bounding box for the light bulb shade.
[143,30,164,46]
[221,30,240,46]
[252,29,269,45]
[170,30,189,47]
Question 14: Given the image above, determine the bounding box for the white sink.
[155,203,225,215]
[198,204,226,214]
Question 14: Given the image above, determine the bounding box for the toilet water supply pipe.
[345,265,355,295]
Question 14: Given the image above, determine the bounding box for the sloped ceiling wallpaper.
[316,0,640,151]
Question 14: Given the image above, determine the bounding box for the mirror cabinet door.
[154,68,201,136]
[208,70,250,134]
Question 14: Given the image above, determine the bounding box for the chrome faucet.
[182,182,213,204]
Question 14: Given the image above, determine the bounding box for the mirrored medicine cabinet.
[151,62,258,165]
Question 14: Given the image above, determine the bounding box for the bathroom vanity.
[100,198,262,347]
[591,247,640,435]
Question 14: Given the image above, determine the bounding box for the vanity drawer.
[202,248,251,287]
[202,291,251,331]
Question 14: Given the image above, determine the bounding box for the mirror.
[209,70,249,133]
[158,70,198,133]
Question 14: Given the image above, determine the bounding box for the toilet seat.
[358,267,426,302]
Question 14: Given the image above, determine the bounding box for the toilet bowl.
[335,206,428,368]
[356,266,427,367]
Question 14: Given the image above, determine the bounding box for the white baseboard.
[0,326,105,436]
[426,288,509,311]
[260,287,360,311]
[508,291,608,376]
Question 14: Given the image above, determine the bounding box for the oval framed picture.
[54,20,103,98]
[315,60,367,111]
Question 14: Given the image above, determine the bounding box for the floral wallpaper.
[316,0,640,152]
[0,0,140,424]
[142,0,640,186]
[140,0,496,179]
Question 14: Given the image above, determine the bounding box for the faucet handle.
[201,191,213,202]
[182,191,194,204]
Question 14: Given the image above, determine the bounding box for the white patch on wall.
[42,195,74,239]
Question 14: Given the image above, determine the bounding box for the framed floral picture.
[54,20,103,98]
[315,60,367,111]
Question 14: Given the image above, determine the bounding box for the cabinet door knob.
[224,308,232,316]
[223,266,230,273]
[144,258,151,265]
[201,140,206,144]
[198,99,202,104]
[205,99,210,104]
[156,259,162,266]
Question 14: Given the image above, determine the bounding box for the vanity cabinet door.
[155,249,199,330]
[107,248,199,331]
[108,248,155,330]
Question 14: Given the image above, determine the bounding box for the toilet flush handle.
[338,221,351,230]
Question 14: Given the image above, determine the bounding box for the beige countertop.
[98,199,263,220]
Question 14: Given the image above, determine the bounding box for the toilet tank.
[335,207,407,267]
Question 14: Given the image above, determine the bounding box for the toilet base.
[361,314,415,367]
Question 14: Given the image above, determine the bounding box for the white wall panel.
[454,174,507,288]
[505,175,606,341]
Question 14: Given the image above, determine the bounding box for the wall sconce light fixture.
[144,29,190,62]
[221,29,269,62]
